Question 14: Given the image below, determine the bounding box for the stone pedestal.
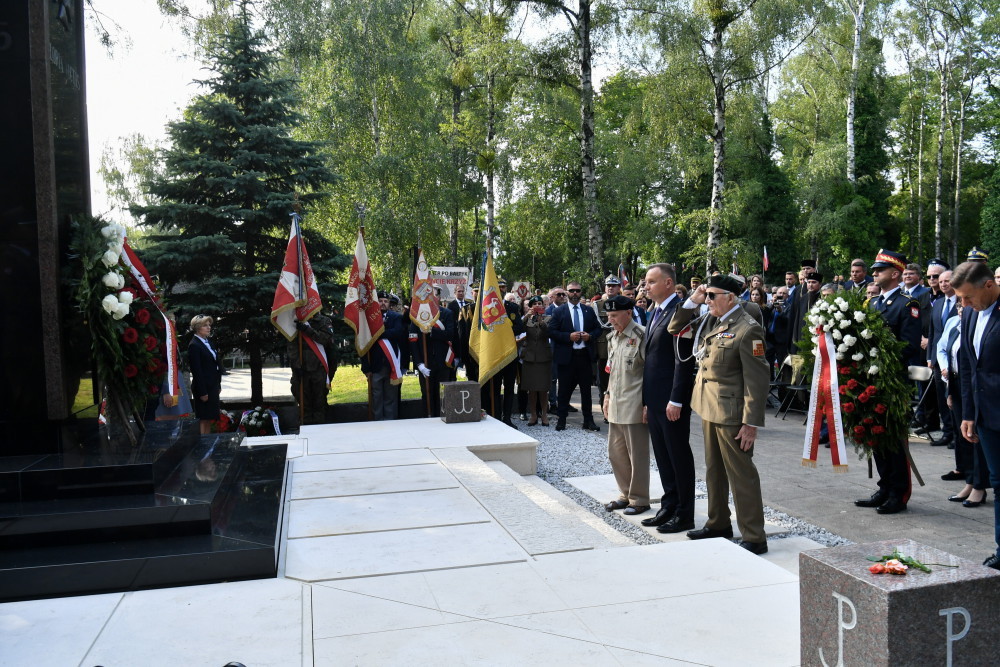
[440,382,481,423]
[800,539,1000,666]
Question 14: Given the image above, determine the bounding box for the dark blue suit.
[188,337,223,421]
[409,308,456,417]
[960,298,1000,557]
[927,295,958,440]
[362,310,405,420]
[643,295,696,519]
[549,301,602,421]
[871,288,922,502]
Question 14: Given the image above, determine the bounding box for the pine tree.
[133,3,343,405]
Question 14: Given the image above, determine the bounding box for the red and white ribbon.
[378,338,403,385]
[802,328,849,472]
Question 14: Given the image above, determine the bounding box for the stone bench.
[800,539,1000,666]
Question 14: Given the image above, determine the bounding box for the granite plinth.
[440,381,481,423]
[800,539,1000,666]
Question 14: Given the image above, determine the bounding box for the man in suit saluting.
[953,261,1000,570]
[549,280,603,431]
[640,263,697,533]
[668,274,770,554]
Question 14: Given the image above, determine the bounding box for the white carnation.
[870,348,878,357]
[836,298,849,311]
[101,294,118,313]
[118,291,134,305]
[811,336,820,346]
[112,303,130,320]
[854,311,866,323]
[839,319,851,329]
[833,311,844,321]
[852,352,865,361]
[843,335,857,347]
[832,330,843,340]
[860,328,873,339]
[836,353,845,360]
[837,343,848,354]
[101,225,117,239]
[868,365,879,375]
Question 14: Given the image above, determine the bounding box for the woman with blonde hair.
[188,314,224,434]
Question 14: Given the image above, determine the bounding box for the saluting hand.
[691,284,708,305]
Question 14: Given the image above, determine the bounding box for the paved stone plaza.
[2,369,994,666]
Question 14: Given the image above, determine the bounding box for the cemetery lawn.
[330,365,423,403]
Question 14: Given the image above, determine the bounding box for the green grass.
[330,364,425,403]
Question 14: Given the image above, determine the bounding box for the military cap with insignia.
[388,292,400,305]
[706,274,743,295]
[497,277,507,287]
[805,271,823,282]
[528,295,544,305]
[603,294,635,311]
[604,274,622,286]
[378,290,390,299]
[927,257,951,270]
[801,259,817,269]
[967,246,989,263]
[870,249,907,272]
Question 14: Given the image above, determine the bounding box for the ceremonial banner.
[618,263,630,288]
[763,246,770,272]
[271,213,329,376]
[410,249,440,333]
[511,281,532,300]
[802,329,849,471]
[430,266,471,302]
[343,229,384,357]
[469,253,516,383]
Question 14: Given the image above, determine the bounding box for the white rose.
[101,225,118,239]
[854,311,866,323]
[118,291,134,305]
[101,294,118,313]
[852,352,865,361]
[101,250,119,267]
[868,365,879,375]
[860,328,872,339]
[102,272,119,288]
[112,303,130,320]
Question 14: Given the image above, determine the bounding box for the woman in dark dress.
[188,314,224,434]
[521,296,552,426]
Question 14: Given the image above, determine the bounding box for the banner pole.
[298,333,305,427]
[366,351,373,421]
[422,332,432,417]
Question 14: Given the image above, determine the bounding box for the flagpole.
[357,206,375,423]
[422,332,432,417]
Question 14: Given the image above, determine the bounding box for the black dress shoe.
[555,420,566,431]
[942,470,965,481]
[605,499,629,511]
[656,516,695,534]
[737,540,768,555]
[855,491,889,508]
[964,491,988,507]
[568,404,579,413]
[686,526,734,540]
[581,421,600,432]
[983,554,1000,570]
[641,506,676,527]
[876,498,907,514]
[948,493,971,502]
[623,505,651,515]
[548,403,558,414]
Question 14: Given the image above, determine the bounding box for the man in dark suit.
[362,291,406,420]
[409,297,456,418]
[925,270,957,445]
[485,279,526,426]
[622,286,648,326]
[545,286,569,412]
[954,261,1000,570]
[447,284,475,381]
[549,280,602,431]
[640,263,696,533]
[843,258,873,292]
[789,263,820,347]
[855,250,922,515]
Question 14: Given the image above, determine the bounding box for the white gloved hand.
[418,363,431,378]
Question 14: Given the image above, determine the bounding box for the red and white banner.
[763,246,770,272]
[409,248,440,333]
[271,214,328,376]
[121,238,179,400]
[343,229,384,357]
[802,329,848,472]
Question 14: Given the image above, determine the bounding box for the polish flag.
[343,228,385,357]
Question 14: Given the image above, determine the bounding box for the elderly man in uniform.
[855,250,922,514]
[362,291,405,420]
[593,274,622,414]
[668,274,770,554]
[290,312,338,425]
[601,295,651,515]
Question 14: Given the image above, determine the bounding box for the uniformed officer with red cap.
[855,249,922,514]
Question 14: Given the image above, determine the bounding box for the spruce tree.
[134,3,343,405]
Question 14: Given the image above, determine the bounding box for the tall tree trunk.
[917,101,925,262]
[451,80,462,264]
[707,20,726,273]
[933,66,948,259]
[845,0,866,186]
[952,88,967,267]
[246,236,263,405]
[578,0,602,286]
[486,71,496,242]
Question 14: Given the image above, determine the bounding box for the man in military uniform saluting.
[601,295,650,515]
[855,249,922,514]
[593,274,622,418]
[668,274,771,554]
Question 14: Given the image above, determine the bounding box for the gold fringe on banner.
[832,464,849,474]
[801,459,818,468]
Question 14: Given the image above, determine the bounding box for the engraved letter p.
[819,591,857,667]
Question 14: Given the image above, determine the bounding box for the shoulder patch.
[910,306,920,319]
[752,340,765,357]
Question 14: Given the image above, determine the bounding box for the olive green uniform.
[668,302,770,543]
[604,319,649,506]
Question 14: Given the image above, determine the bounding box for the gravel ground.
[524,415,852,548]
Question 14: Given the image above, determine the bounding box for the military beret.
[800,259,817,269]
[707,274,743,295]
[603,295,635,311]
[870,249,907,272]
[604,274,621,285]
[805,271,823,282]
[528,295,544,305]
[967,246,989,262]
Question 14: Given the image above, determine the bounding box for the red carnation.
[839,366,851,375]
[124,364,138,378]
[847,379,859,390]
[839,386,848,395]
[135,308,151,325]
[843,402,856,414]
[858,392,870,403]
[866,386,877,395]
[122,327,139,344]
[863,417,874,425]
[872,425,886,434]
[144,335,158,352]
[874,403,887,414]
[854,425,866,436]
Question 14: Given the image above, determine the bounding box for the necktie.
[651,306,663,328]
[943,297,951,327]
[573,305,582,332]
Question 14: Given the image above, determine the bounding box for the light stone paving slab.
[763,535,827,575]
[302,416,536,455]
[564,472,693,506]
[312,618,618,666]
[310,586,469,640]
[287,488,492,538]
[284,523,528,582]
[291,449,438,473]
[83,578,304,667]
[433,448,595,555]
[0,591,124,667]
[604,647,693,666]
[289,464,458,500]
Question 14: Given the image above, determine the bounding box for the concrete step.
[432,448,617,555]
